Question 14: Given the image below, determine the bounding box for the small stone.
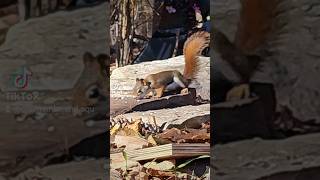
[47,126,55,132]
[86,120,95,127]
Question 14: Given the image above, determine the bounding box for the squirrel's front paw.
[226,84,250,101]
[151,96,161,100]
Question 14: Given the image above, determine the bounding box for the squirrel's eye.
[86,85,100,99]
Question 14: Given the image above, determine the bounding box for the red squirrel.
[133,31,210,99]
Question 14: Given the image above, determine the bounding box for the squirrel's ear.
[83,52,94,60]
[97,54,110,76]
[83,52,95,66]
[146,82,151,87]
[142,80,149,86]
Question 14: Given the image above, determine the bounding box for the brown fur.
[183,31,210,80]
[213,0,281,82]
[72,52,109,108]
[235,0,280,53]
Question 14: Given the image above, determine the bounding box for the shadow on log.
[110,88,197,117]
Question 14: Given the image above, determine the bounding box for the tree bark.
[117,0,134,67]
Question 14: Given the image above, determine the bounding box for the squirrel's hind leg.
[173,71,188,88]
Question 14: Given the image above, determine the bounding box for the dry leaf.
[155,128,210,143]
[127,118,142,133]
[186,128,207,134]
[144,160,175,171]
[146,168,175,177]
[153,136,172,145]
[135,172,149,180]
[110,123,121,135]
[157,128,182,139]
[116,127,142,137]
[147,135,157,146]
[115,135,149,151]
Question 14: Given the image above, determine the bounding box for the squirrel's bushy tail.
[183,31,210,79]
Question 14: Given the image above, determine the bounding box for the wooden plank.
[111,143,210,162]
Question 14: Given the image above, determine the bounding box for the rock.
[110,56,210,100]
[258,166,320,180]
[12,159,107,180]
[0,2,108,91]
[212,133,320,180]
[212,0,241,40]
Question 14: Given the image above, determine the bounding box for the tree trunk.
[117,0,133,67]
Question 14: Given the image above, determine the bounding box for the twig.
[145,0,162,16]
[172,30,180,57]
[133,33,150,41]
